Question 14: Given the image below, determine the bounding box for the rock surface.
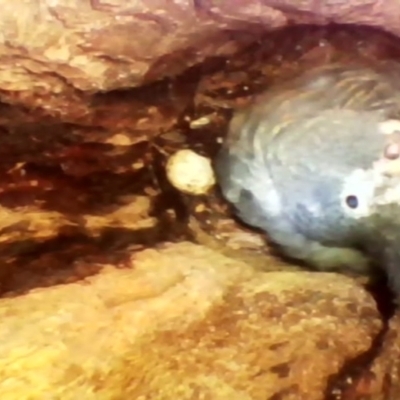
[1,2,400,399]
[0,1,399,121]
[0,242,383,400]
[348,314,400,400]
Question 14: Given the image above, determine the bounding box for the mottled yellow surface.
[0,242,382,400]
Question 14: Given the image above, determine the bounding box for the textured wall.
[0,0,399,119]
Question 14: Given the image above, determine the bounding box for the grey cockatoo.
[214,62,400,300]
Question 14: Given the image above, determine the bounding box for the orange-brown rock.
[0,242,382,400]
[341,314,400,400]
[1,2,400,399]
[0,1,399,122]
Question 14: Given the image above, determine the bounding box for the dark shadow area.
[324,322,388,400]
[0,221,191,298]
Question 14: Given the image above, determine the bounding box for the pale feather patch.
[373,157,400,177]
[340,168,384,218]
[378,119,400,135]
[248,162,283,217]
[374,179,400,206]
[341,167,400,218]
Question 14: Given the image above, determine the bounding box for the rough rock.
[0,242,382,400]
[0,2,399,399]
[341,314,400,400]
[0,1,400,121]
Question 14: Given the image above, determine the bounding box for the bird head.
[269,110,400,299]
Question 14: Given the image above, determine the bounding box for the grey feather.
[214,62,400,300]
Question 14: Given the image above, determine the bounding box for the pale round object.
[166,149,216,195]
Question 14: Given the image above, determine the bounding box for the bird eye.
[341,170,375,217]
[345,195,359,209]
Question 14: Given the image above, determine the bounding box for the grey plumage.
[214,61,400,300]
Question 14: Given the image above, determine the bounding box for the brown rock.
[1,1,400,121]
[0,2,398,398]
[0,242,382,399]
[337,314,400,400]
